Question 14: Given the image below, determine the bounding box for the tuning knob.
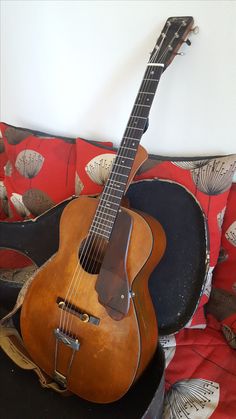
[191,26,200,35]
[184,39,191,46]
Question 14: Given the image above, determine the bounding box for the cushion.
[135,154,236,328]
[0,122,77,220]
[75,138,116,196]
[0,124,112,268]
[75,142,236,328]
[209,184,236,345]
[161,314,236,418]
[213,183,236,291]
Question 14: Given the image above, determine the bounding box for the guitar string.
[77,19,186,278]
[60,21,184,339]
[70,21,185,301]
[60,42,169,337]
[73,20,187,313]
[60,21,178,338]
[60,33,173,338]
[58,21,184,341]
[60,77,156,337]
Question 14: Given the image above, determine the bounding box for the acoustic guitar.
[20,17,194,403]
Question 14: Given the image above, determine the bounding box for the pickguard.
[95,209,133,320]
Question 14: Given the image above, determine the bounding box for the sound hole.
[79,234,108,274]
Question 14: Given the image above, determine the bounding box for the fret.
[139,91,155,95]
[126,126,143,131]
[116,156,133,161]
[100,205,118,213]
[90,228,110,240]
[127,116,147,130]
[104,185,124,193]
[90,223,111,234]
[102,191,122,201]
[112,162,132,170]
[106,200,120,207]
[134,104,150,108]
[95,209,116,219]
[123,136,140,142]
[136,92,156,105]
[108,179,127,185]
[140,80,159,93]
[143,78,159,82]
[110,171,128,177]
[130,115,146,119]
[93,216,114,227]
[119,146,136,152]
[132,105,150,118]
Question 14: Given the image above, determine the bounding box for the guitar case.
[0,179,208,419]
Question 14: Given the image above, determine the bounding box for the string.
[70,19,186,302]
[60,19,181,338]
[61,20,186,339]
[57,19,186,343]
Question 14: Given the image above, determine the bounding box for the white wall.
[0,0,236,158]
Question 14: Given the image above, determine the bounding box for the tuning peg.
[174,52,185,56]
[184,39,191,46]
[190,26,199,35]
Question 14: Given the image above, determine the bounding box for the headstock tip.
[149,16,196,70]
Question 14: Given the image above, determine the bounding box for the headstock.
[149,17,197,71]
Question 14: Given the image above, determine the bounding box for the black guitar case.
[0,179,208,419]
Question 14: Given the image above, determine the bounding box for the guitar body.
[20,196,166,403]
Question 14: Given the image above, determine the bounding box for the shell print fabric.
[4,161,13,177]
[159,335,176,368]
[15,150,44,179]
[10,193,31,218]
[0,123,77,224]
[75,173,84,196]
[217,207,226,230]
[163,379,220,419]
[172,159,211,170]
[85,153,116,185]
[225,221,236,247]
[191,157,236,196]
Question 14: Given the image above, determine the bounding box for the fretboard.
[89,63,164,240]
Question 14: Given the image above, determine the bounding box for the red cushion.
[75,142,236,328]
[212,183,236,335]
[1,122,76,220]
[75,138,116,196]
[0,140,7,181]
[213,184,236,292]
[0,124,113,268]
[162,314,236,418]
[135,155,236,328]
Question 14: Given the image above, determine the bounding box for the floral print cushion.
[75,140,236,328]
[162,314,236,418]
[0,122,76,220]
[135,155,236,329]
[75,138,116,195]
[0,125,113,268]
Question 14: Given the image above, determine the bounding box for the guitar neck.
[89,16,194,240]
[89,64,164,240]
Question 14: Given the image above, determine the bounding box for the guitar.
[20,17,194,403]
